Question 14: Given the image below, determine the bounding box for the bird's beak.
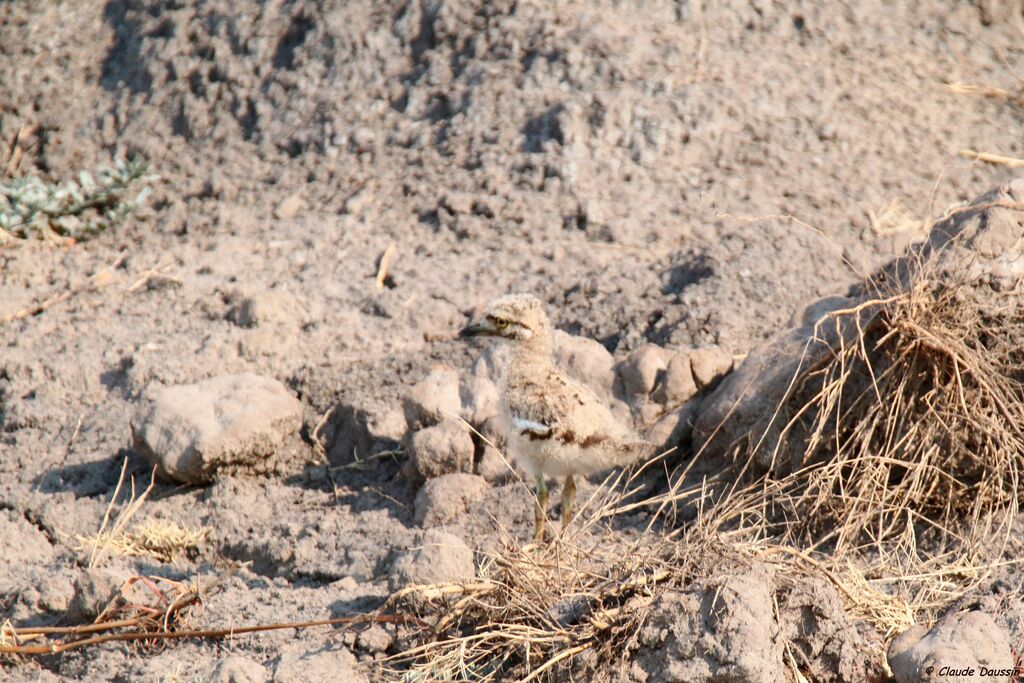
[459,321,494,338]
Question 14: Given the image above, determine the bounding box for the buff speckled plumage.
[460,293,650,541]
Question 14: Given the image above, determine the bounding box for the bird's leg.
[560,475,576,529]
[534,474,548,543]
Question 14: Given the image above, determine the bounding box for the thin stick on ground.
[1,251,127,324]
[945,81,1024,107]
[959,149,1024,168]
[2,614,420,656]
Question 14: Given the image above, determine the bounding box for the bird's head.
[459,293,552,351]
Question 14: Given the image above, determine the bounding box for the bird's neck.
[506,334,555,375]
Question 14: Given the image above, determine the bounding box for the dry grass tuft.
[385,461,751,682]
[765,259,1024,560]
[74,458,208,564]
[77,517,210,563]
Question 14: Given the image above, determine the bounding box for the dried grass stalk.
[767,262,1024,559]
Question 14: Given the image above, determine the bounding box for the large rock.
[131,373,302,484]
[208,655,269,683]
[652,352,698,407]
[777,575,885,683]
[688,347,732,390]
[553,329,617,402]
[888,611,1013,683]
[460,359,500,427]
[68,567,134,621]
[322,401,406,467]
[475,442,513,482]
[646,399,701,453]
[389,529,476,590]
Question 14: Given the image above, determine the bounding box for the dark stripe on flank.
[520,426,608,449]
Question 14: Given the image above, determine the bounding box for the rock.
[689,347,732,389]
[793,295,854,328]
[652,352,698,406]
[343,187,372,215]
[888,611,1013,683]
[38,574,75,613]
[131,373,302,484]
[273,192,304,220]
[635,399,664,429]
[635,563,784,682]
[389,529,476,590]
[350,127,376,153]
[440,191,474,215]
[238,326,299,360]
[414,473,488,527]
[272,642,366,683]
[0,509,56,569]
[208,655,269,683]
[610,399,634,427]
[618,344,673,398]
[778,575,886,682]
[693,325,822,471]
[356,625,393,654]
[407,419,475,479]
[646,399,700,453]
[403,366,462,429]
[553,329,617,401]
[68,567,134,621]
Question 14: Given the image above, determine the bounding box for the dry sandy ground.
[2,1,1024,680]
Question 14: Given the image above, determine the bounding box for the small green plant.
[0,157,155,244]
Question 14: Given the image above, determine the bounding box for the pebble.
[273,193,304,220]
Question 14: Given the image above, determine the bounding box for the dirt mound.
[697,181,1024,556]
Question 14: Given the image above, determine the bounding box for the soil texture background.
[2,1,1024,680]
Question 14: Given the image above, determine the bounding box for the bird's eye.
[494,318,510,329]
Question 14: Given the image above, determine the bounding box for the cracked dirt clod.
[131,373,303,484]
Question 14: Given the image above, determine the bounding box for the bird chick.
[460,293,649,542]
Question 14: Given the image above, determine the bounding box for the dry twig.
[1,251,127,324]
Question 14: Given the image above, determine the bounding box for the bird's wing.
[506,367,636,449]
